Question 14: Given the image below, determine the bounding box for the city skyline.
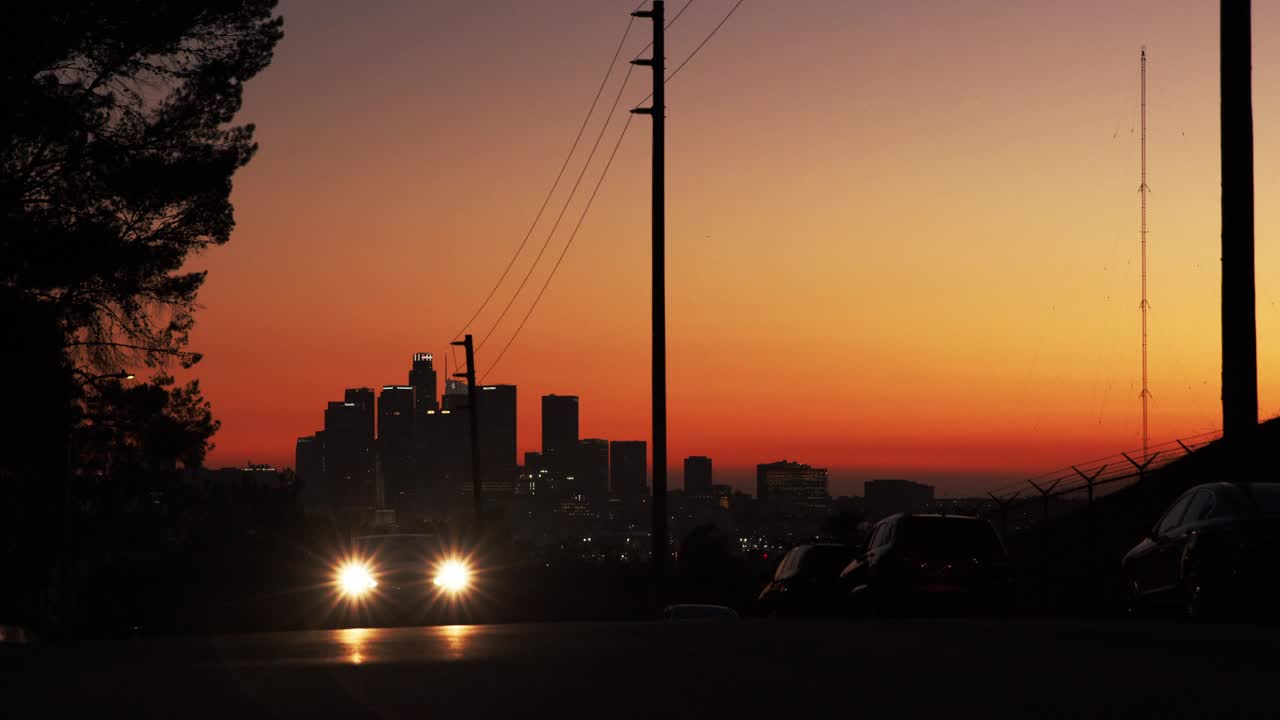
[185,0,1279,486]
[289,350,1022,498]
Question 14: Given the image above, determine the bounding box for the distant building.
[378,385,415,511]
[421,406,469,499]
[711,483,733,511]
[343,387,376,499]
[577,438,610,497]
[524,451,545,473]
[325,400,375,509]
[610,440,647,497]
[541,394,579,474]
[756,460,829,512]
[409,353,438,414]
[200,462,282,488]
[476,384,517,495]
[296,434,326,513]
[442,379,469,410]
[344,387,375,439]
[683,456,713,497]
[864,479,935,521]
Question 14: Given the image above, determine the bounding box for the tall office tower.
[610,440,647,497]
[377,385,416,511]
[324,400,375,509]
[342,388,376,499]
[541,394,579,474]
[295,434,327,514]
[476,384,517,495]
[421,406,470,501]
[756,460,829,511]
[409,353,438,413]
[683,456,713,497]
[577,438,610,497]
[344,387,375,438]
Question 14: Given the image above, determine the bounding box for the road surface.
[8,619,1279,718]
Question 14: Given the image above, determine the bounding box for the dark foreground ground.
[7,619,1279,718]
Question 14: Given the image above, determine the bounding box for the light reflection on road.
[332,624,477,665]
[440,624,474,659]
[338,627,371,664]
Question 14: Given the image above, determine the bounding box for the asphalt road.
[8,619,1279,718]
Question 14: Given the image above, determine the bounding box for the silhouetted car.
[664,604,741,622]
[757,542,854,617]
[1122,482,1280,619]
[839,514,1011,616]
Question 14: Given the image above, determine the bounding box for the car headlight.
[338,562,377,597]
[433,559,471,594]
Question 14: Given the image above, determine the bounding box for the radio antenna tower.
[1139,47,1151,461]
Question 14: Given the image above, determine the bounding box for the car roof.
[879,513,981,522]
[1189,481,1280,491]
[788,542,849,552]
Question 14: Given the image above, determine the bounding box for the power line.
[636,0,747,107]
[478,62,638,351]
[665,0,745,83]
[480,0,748,378]
[448,10,641,343]
[470,1,695,350]
[481,113,638,382]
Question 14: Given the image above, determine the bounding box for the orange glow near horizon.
[185,1,1280,494]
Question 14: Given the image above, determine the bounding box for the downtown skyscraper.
[476,384,517,495]
[683,456,713,497]
[541,394,578,476]
[408,353,437,414]
[610,440,647,498]
[378,385,415,511]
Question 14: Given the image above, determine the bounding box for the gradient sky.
[187,0,1280,495]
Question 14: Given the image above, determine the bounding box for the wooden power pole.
[631,0,668,591]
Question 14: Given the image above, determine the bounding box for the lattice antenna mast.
[1140,47,1151,461]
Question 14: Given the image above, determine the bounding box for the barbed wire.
[984,428,1222,505]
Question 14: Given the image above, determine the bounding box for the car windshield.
[896,517,1003,557]
[1247,485,1280,516]
[355,535,436,564]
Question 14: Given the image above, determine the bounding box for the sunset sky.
[188,0,1280,495]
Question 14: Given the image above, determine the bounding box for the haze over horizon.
[186,0,1280,491]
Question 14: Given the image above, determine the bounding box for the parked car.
[839,514,1011,616]
[1122,482,1280,619]
[757,542,855,617]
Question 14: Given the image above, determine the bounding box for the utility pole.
[631,1,668,593]
[1139,47,1151,462]
[451,334,483,533]
[1220,0,1258,477]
